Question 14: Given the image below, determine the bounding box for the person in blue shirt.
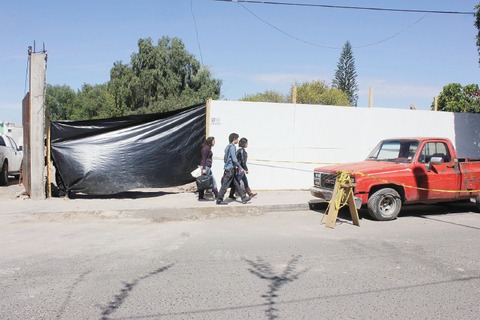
[216,133,251,205]
[229,137,257,199]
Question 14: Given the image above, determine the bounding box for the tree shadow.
[100,263,174,320]
[55,270,92,319]
[243,256,307,320]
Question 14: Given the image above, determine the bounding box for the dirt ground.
[0,179,26,200]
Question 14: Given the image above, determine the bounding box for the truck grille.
[314,172,337,190]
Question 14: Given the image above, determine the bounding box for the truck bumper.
[310,186,333,202]
[310,186,363,209]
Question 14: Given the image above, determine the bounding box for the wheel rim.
[379,195,397,214]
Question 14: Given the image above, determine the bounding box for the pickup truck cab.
[310,137,480,220]
[0,134,23,185]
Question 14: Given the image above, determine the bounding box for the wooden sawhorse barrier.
[324,171,360,229]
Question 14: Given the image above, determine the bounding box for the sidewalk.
[1,183,314,222]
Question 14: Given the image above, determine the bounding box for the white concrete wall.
[208,100,478,190]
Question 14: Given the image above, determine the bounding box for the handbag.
[191,167,202,178]
[196,174,213,191]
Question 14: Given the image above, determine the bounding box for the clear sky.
[1,0,478,124]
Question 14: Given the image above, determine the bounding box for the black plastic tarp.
[50,103,206,195]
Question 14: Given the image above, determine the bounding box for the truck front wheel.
[367,188,401,221]
[475,195,480,211]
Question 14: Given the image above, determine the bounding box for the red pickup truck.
[310,137,480,220]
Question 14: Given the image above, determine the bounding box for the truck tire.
[0,161,8,186]
[367,188,401,221]
[475,195,480,211]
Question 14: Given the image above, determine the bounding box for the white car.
[0,134,23,185]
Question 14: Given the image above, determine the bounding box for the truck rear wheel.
[0,161,8,186]
[367,188,401,221]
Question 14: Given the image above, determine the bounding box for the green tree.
[47,36,222,120]
[475,4,480,66]
[46,84,116,120]
[294,80,350,106]
[45,84,78,120]
[110,37,222,114]
[240,90,289,103]
[332,41,359,106]
[433,83,480,113]
[74,83,115,120]
[109,61,134,116]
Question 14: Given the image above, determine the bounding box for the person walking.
[216,133,251,205]
[198,136,219,201]
[229,137,257,199]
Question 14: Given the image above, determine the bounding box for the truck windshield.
[366,140,419,163]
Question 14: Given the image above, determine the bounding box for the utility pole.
[368,87,373,108]
[22,46,47,200]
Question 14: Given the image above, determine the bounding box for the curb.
[1,201,310,223]
[0,189,313,223]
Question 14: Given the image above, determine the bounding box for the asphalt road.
[1,202,479,320]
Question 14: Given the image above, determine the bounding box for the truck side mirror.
[426,156,444,171]
[430,156,444,165]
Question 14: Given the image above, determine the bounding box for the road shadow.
[0,177,22,188]
[6,177,21,186]
[68,190,177,200]
[243,255,307,320]
[100,263,174,320]
[50,181,195,199]
[55,270,92,319]
[309,201,366,226]
[356,201,479,222]
[310,200,479,221]
[397,201,479,217]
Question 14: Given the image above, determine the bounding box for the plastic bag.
[191,167,202,178]
[196,174,212,191]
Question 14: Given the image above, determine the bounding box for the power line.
[355,14,428,48]
[191,0,204,66]
[236,2,430,49]
[214,0,475,15]
[239,2,337,49]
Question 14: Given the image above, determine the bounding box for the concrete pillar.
[26,52,47,200]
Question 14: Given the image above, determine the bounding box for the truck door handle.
[446,164,455,168]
